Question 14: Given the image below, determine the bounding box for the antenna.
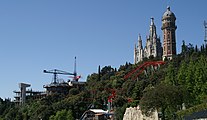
[204,20,207,45]
[74,56,77,79]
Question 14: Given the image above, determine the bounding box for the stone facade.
[123,106,159,120]
[134,18,162,64]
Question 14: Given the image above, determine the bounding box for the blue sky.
[0,0,206,99]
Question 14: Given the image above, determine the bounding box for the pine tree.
[165,62,177,86]
[181,40,187,55]
[177,61,187,85]
[205,44,207,55]
[194,56,207,102]
[185,59,196,97]
[195,45,198,52]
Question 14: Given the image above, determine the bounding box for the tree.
[177,61,187,85]
[195,45,198,52]
[101,66,115,80]
[132,80,149,100]
[98,65,101,81]
[193,56,207,103]
[200,44,204,52]
[140,84,184,119]
[4,108,19,120]
[0,98,15,118]
[205,44,207,55]
[187,43,194,55]
[49,109,74,120]
[181,40,187,55]
[165,62,177,86]
[185,58,196,105]
[115,104,128,120]
[69,88,79,95]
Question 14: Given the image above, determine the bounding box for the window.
[167,34,170,39]
[168,45,170,50]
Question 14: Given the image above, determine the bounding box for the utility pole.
[204,20,207,45]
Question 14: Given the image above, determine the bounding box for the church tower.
[161,6,177,60]
[134,18,162,64]
[134,34,143,63]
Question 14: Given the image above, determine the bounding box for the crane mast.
[74,56,77,81]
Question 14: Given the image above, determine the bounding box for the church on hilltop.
[134,6,177,64]
[134,18,162,63]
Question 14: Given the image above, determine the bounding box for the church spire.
[149,17,156,38]
[151,17,154,25]
[153,31,157,37]
[138,34,143,49]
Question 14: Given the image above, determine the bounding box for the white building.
[134,18,163,64]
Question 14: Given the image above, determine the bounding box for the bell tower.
[161,6,177,60]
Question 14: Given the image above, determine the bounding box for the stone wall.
[123,106,158,120]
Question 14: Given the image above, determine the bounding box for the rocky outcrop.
[123,106,158,120]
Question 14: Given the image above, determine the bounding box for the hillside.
[1,42,207,120]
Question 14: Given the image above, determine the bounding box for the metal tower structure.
[204,20,207,45]
[70,56,81,81]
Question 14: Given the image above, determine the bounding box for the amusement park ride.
[124,61,165,80]
[107,60,166,108]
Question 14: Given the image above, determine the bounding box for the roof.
[184,109,207,119]
[162,6,176,19]
[89,109,108,114]
[43,82,69,88]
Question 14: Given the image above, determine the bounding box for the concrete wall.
[123,106,158,120]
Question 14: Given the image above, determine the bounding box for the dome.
[162,6,176,19]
